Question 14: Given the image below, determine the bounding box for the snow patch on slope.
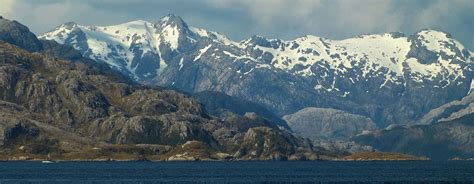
[416,30,465,57]
[194,44,212,61]
[469,79,474,95]
[40,22,77,44]
[160,24,180,50]
[190,27,240,47]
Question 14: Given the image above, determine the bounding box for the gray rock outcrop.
[284,107,377,140]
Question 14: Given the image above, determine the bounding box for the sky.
[0,0,473,50]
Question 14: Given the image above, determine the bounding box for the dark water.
[0,161,473,183]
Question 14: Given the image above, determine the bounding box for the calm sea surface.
[0,161,473,183]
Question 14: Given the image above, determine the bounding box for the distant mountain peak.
[242,35,270,46]
[416,29,451,37]
[159,14,184,23]
[61,21,78,28]
[156,14,189,32]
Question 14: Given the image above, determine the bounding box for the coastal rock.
[167,152,197,161]
[236,127,315,160]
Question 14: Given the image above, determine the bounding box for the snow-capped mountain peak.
[156,14,188,29]
[40,21,80,45]
[153,14,195,50]
[41,19,161,80]
[414,29,469,60]
[40,17,197,81]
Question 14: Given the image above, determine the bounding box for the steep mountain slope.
[41,14,473,128]
[192,91,289,129]
[419,91,474,124]
[353,92,474,160]
[0,17,316,161]
[284,107,377,140]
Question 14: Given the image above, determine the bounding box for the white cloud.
[414,0,471,28]
[204,0,406,39]
[0,0,16,17]
[1,0,132,34]
[203,0,472,49]
[206,0,322,37]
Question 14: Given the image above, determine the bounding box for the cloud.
[1,1,100,33]
[204,0,473,48]
[207,0,322,27]
[410,0,474,48]
[202,0,408,39]
[0,0,15,17]
[0,0,472,49]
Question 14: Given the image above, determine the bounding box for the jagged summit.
[157,14,187,27]
[154,14,193,39]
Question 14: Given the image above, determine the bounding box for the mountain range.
[41,14,473,129]
[0,14,473,160]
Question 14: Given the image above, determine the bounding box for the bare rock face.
[0,118,39,147]
[39,40,82,61]
[284,107,377,140]
[0,100,64,156]
[0,18,42,52]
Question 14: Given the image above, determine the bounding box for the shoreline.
[0,158,448,162]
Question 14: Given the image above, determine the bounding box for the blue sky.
[1,0,473,49]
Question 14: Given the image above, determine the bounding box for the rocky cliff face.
[41,14,473,128]
[0,17,316,161]
[284,107,377,140]
[353,93,474,160]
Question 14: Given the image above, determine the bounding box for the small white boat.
[42,154,55,163]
